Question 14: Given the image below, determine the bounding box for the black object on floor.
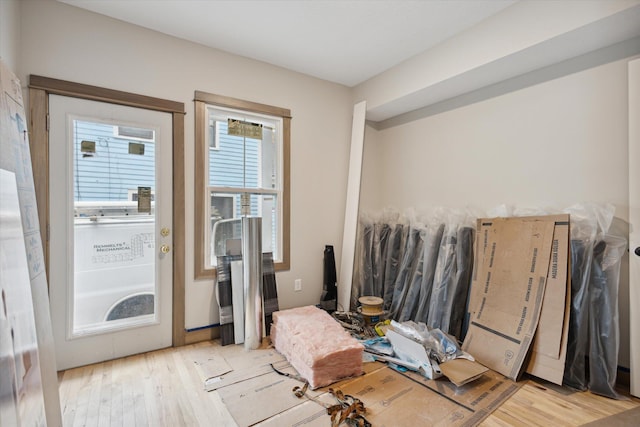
[320,245,337,312]
[564,239,592,390]
[588,237,625,399]
[216,254,242,346]
[217,253,280,343]
[263,252,279,336]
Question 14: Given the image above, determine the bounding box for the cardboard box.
[463,217,555,380]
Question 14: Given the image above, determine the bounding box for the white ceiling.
[57,0,516,87]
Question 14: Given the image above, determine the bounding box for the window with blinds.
[194,92,291,278]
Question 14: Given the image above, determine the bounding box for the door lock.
[635,246,640,257]
[160,244,171,254]
[161,227,170,237]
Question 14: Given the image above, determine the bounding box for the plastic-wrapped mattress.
[271,305,363,389]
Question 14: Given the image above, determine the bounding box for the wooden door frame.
[28,75,187,347]
[629,58,640,397]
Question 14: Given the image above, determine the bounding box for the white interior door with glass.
[49,95,173,370]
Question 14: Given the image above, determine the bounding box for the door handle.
[160,244,171,254]
[635,246,640,257]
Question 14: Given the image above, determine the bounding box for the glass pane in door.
[71,119,157,336]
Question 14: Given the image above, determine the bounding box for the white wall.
[19,0,354,328]
[355,0,640,121]
[365,59,629,213]
[0,0,20,72]
[16,0,636,371]
[360,57,633,368]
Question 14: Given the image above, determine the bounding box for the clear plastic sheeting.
[389,320,474,364]
[382,224,407,311]
[565,237,592,390]
[562,203,616,392]
[427,225,475,339]
[389,226,424,320]
[588,235,626,398]
[407,224,444,323]
[352,209,476,341]
[353,203,628,397]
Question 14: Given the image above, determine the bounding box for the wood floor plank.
[58,364,86,426]
[81,363,105,427]
[142,350,169,426]
[98,360,114,427]
[171,349,216,425]
[482,380,640,426]
[108,358,124,426]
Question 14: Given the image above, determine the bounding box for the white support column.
[338,101,367,312]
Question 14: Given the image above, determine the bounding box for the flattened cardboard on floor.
[203,344,287,391]
[463,217,555,380]
[218,359,383,426]
[335,367,472,426]
[400,368,522,426]
[217,370,322,426]
[255,364,387,427]
[193,352,233,382]
[440,358,489,387]
[255,392,337,427]
[259,365,521,427]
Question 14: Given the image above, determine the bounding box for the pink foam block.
[271,305,363,389]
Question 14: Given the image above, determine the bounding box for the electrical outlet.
[294,279,302,291]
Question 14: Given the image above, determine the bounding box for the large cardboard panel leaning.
[525,216,571,385]
[463,216,555,380]
[470,215,571,385]
[0,59,61,425]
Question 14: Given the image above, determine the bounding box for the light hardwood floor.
[58,341,640,426]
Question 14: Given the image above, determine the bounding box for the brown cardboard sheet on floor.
[217,369,324,426]
[440,358,489,387]
[218,358,382,426]
[193,353,233,382]
[255,392,336,427]
[399,368,523,426]
[259,365,522,427]
[463,216,555,381]
[202,342,288,391]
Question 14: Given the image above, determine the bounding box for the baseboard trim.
[184,326,220,345]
